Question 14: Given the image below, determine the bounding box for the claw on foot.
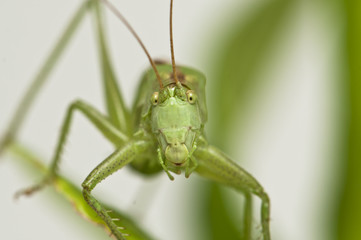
[14,177,53,200]
[14,184,44,200]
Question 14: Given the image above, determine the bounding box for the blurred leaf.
[336,1,361,240]
[207,0,294,150]
[207,184,242,240]
[196,0,295,239]
[8,143,154,240]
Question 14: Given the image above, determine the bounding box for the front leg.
[82,140,151,240]
[185,141,198,178]
[15,100,128,198]
[194,141,271,240]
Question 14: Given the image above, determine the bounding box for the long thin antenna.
[169,0,179,85]
[99,0,163,89]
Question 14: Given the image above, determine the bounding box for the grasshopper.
[1,0,271,239]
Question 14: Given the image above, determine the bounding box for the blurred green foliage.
[196,0,294,239]
[335,1,361,240]
[197,0,361,239]
[207,0,294,150]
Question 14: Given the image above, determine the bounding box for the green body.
[130,65,206,177]
[0,1,271,240]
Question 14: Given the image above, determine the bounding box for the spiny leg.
[194,141,271,240]
[15,99,129,198]
[82,140,151,240]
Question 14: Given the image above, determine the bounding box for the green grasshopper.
[1,0,271,239]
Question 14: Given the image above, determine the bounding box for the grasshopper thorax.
[150,84,201,169]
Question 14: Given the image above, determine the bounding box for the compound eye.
[151,92,159,105]
[186,90,197,104]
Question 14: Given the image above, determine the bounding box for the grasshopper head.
[150,84,201,169]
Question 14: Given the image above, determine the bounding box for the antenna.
[169,0,179,85]
[99,0,163,89]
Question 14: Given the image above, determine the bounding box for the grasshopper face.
[151,85,202,168]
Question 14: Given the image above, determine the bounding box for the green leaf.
[335,1,361,239]
[207,184,242,240]
[207,0,295,150]
[195,0,295,239]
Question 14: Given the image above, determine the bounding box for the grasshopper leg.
[0,2,89,157]
[194,141,271,240]
[15,99,128,199]
[185,142,198,178]
[82,140,151,240]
